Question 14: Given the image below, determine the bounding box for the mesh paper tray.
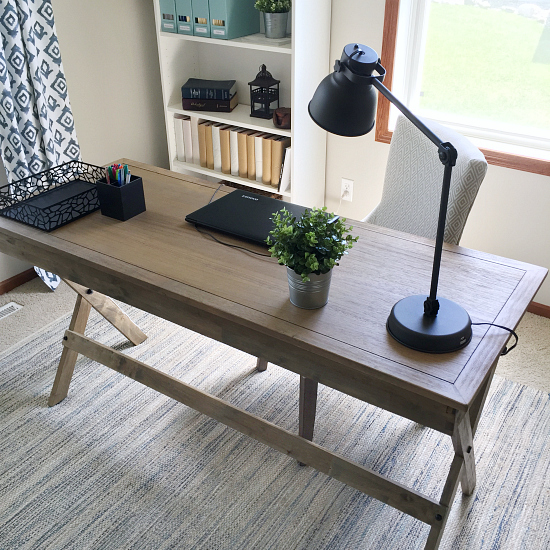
[0,161,105,231]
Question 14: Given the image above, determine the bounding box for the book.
[236,129,251,178]
[181,93,238,112]
[219,125,232,175]
[190,116,201,165]
[262,134,275,185]
[271,136,291,186]
[204,121,214,169]
[247,131,261,181]
[254,133,267,183]
[174,114,186,161]
[279,146,291,194]
[229,126,240,176]
[181,78,237,100]
[212,123,223,172]
[182,116,193,163]
[197,120,210,167]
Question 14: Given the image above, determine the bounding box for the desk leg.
[425,455,463,549]
[299,376,318,441]
[452,410,476,496]
[256,357,268,372]
[48,294,92,406]
[425,364,498,549]
[63,280,147,346]
[49,282,148,406]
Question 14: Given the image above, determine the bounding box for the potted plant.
[267,207,358,309]
[254,0,291,39]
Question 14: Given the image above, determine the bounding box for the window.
[376,0,550,175]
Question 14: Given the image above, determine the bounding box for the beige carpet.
[0,304,549,549]
[1,277,550,392]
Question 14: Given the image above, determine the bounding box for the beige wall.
[325,0,550,306]
[51,0,169,169]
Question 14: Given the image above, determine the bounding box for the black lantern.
[248,64,280,119]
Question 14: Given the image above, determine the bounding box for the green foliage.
[254,0,291,13]
[421,4,550,130]
[266,207,358,282]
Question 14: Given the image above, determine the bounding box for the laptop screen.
[185,190,307,246]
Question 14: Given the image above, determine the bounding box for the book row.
[174,115,291,192]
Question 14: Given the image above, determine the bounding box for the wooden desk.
[0,160,546,549]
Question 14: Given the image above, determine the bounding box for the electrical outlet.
[341,178,353,202]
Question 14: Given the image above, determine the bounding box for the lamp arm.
[371,78,458,316]
[372,79,443,150]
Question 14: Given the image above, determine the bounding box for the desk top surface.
[0,160,546,410]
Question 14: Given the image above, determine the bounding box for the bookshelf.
[153,0,331,207]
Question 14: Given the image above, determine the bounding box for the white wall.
[326,0,550,306]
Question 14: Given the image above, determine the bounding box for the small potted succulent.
[254,0,291,39]
[266,207,358,309]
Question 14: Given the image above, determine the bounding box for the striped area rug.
[1,306,549,550]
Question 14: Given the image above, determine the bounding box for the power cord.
[471,322,518,355]
[194,223,273,257]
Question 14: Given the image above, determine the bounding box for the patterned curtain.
[0,0,79,291]
[0,0,80,183]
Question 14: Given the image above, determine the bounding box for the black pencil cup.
[96,175,146,221]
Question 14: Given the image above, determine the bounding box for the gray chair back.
[363,115,487,245]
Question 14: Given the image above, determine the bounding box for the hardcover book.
[181,93,238,112]
[181,79,238,100]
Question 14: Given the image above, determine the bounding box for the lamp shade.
[308,43,380,137]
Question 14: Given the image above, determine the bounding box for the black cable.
[472,322,518,355]
[208,183,225,204]
[194,223,273,257]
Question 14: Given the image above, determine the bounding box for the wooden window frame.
[375,0,550,177]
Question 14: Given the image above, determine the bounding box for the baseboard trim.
[0,268,37,295]
[527,301,550,319]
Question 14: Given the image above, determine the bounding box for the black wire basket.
[0,161,105,231]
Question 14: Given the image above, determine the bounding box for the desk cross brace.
[49,288,496,550]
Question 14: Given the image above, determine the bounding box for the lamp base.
[387,295,472,353]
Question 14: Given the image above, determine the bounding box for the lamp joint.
[438,143,457,167]
[424,297,440,317]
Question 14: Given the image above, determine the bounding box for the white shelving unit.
[153,0,331,207]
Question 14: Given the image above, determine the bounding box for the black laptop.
[185,190,307,246]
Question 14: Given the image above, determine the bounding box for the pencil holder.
[96,175,146,221]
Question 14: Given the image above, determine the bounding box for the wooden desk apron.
[0,160,546,550]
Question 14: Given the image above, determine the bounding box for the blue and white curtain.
[0,0,80,290]
[0,0,80,183]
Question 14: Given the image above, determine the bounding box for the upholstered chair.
[363,115,488,245]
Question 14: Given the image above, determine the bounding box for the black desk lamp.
[309,43,472,353]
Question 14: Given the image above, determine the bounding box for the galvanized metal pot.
[287,267,332,309]
[264,12,288,39]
